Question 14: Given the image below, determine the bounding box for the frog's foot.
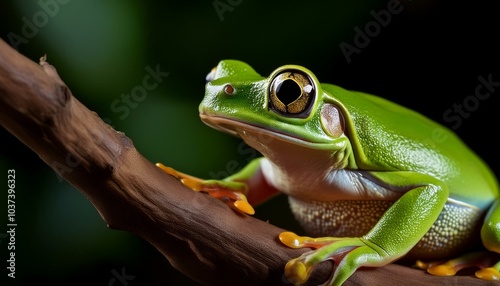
[156,163,254,215]
[415,251,500,280]
[279,232,391,286]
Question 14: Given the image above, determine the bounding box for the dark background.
[1,1,499,285]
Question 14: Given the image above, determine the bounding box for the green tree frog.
[157,60,500,285]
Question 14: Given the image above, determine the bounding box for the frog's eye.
[269,70,315,117]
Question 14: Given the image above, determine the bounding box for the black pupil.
[276,79,301,105]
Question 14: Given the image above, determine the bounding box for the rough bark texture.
[0,39,493,285]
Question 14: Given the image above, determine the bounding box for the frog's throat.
[200,113,333,150]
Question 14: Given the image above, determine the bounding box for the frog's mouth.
[200,113,331,150]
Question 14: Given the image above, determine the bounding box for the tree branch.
[0,39,489,285]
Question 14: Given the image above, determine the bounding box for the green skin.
[199,60,500,285]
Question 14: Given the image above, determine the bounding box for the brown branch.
[0,39,490,286]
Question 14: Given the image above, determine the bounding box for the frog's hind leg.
[416,200,500,280]
[415,251,499,278]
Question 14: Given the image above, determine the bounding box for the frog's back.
[322,84,498,209]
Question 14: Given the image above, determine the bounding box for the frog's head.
[200,60,347,159]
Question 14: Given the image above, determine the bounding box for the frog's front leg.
[156,158,278,215]
[280,171,448,286]
[413,201,500,280]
